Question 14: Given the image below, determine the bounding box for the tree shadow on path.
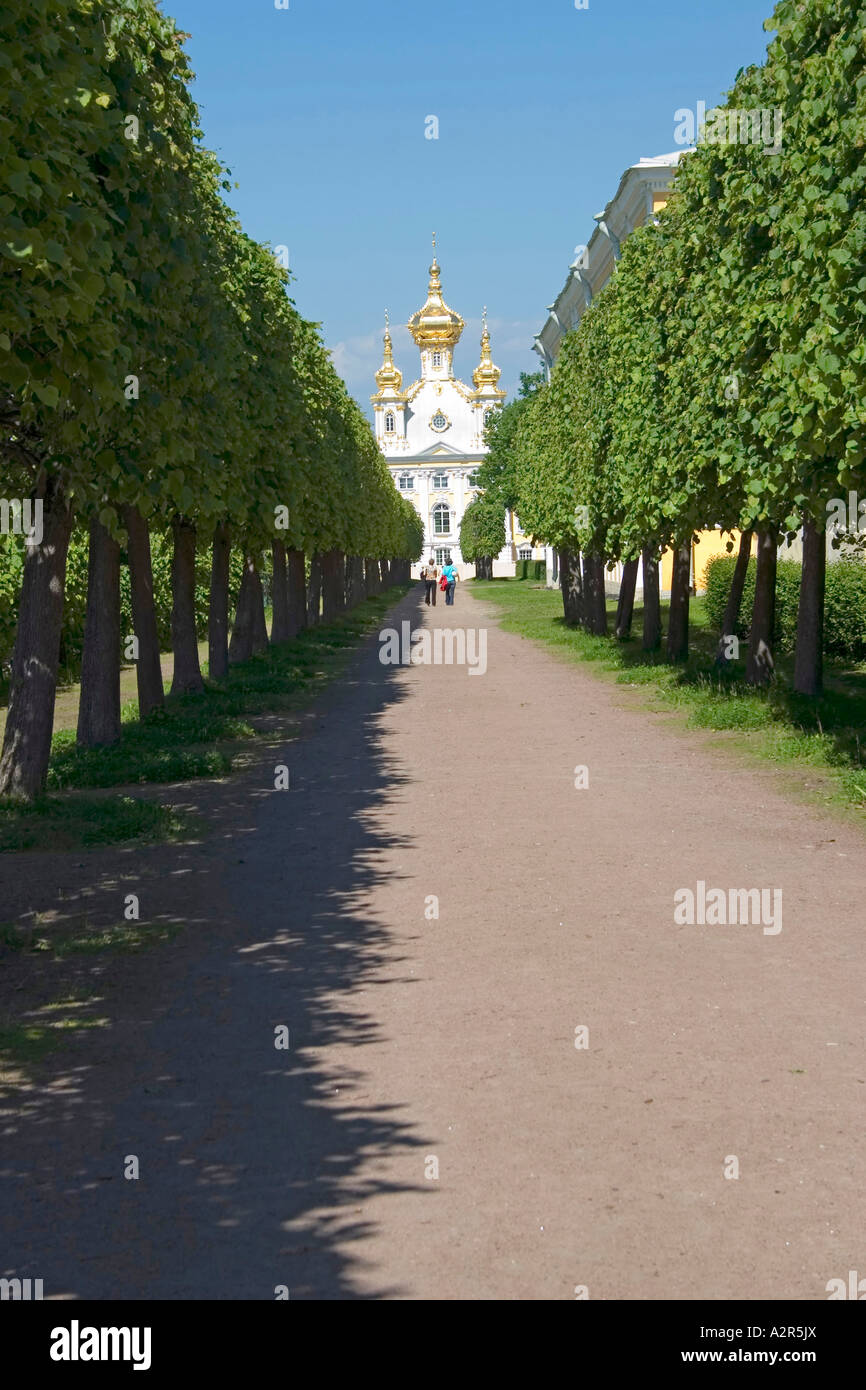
[0,588,434,1299]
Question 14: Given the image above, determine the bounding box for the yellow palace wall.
[659,530,756,594]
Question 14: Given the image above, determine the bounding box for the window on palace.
[519,547,533,561]
[398,474,414,491]
[432,502,451,535]
[435,548,452,566]
[484,408,496,428]
[467,471,480,486]
[384,412,395,434]
[432,473,449,490]
[432,351,442,369]
[431,411,448,431]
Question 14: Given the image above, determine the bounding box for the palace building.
[373,254,540,575]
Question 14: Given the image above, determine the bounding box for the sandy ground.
[1,584,864,1300]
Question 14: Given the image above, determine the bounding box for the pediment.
[414,441,467,459]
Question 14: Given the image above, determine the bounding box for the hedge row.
[704,554,866,660]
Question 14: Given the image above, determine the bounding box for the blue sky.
[172,0,778,413]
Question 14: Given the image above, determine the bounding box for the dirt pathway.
[1,585,864,1300]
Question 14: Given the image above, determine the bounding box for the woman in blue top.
[442,561,459,606]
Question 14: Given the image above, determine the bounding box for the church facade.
[372,256,539,576]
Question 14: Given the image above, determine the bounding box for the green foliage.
[478,372,543,512]
[821,561,866,658]
[0,795,189,853]
[515,559,546,581]
[503,0,866,682]
[0,527,245,674]
[703,553,866,657]
[459,493,506,562]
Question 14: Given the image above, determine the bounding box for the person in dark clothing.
[422,557,439,606]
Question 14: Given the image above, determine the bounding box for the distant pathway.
[2,584,865,1299]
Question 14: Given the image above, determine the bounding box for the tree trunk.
[380,558,391,589]
[615,558,639,640]
[345,555,365,608]
[716,528,753,665]
[77,517,121,747]
[271,539,291,643]
[0,474,73,800]
[559,548,583,626]
[641,547,661,652]
[321,549,345,622]
[170,516,204,695]
[583,552,608,636]
[250,560,268,654]
[307,552,323,623]
[746,525,778,686]
[124,505,164,716]
[666,539,692,662]
[793,516,826,697]
[286,548,306,635]
[229,555,255,665]
[208,521,231,680]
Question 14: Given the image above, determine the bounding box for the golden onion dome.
[408,257,464,349]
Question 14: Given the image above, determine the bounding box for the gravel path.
[2,584,864,1300]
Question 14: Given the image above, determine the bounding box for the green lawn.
[471,578,866,820]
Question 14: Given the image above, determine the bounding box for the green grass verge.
[471,578,866,818]
[0,794,190,853]
[0,588,409,851]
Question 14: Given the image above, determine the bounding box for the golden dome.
[472,310,502,389]
[408,257,464,349]
[374,313,404,394]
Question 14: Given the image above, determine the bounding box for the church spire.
[472,307,502,389]
[373,310,404,395]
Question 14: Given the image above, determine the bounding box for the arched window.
[432,351,442,369]
[432,502,451,536]
[484,407,496,428]
[384,411,395,434]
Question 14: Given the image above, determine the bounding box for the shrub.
[2,527,245,678]
[515,558,545,581]
[703,553,866,660]
[824,560,866,659]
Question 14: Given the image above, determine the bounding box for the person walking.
[422,557,439,606]
[443,559,459,606]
